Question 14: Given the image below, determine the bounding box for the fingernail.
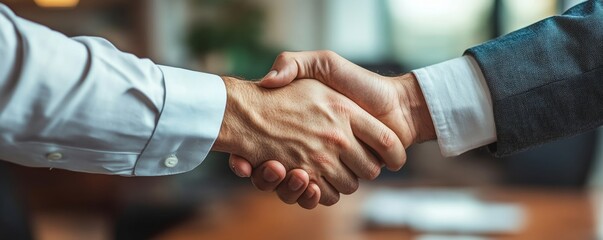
[289,177,304,191]
[263,168,279,182]
[263,70,277,80]
[232,165,247,178]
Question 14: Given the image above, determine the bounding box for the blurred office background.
[0,0,600,239]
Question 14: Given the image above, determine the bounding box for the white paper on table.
[362,189,525,234]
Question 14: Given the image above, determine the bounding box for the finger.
[275,169,310,204]
[250,160,287,192]
[338,140,382,180]
[298,183,321,209]
[349,104,407,171]
[321,161,359,195]
[229,154,253,177]
[259,51,337,88]
[259,52,300,88]
[317,177,340,206]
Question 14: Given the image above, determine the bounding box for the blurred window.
[323,0,389,62]
[386,0,494,69]
[500,0,557,34]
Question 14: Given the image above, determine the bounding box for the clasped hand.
[213,51,435,209]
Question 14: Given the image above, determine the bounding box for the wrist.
[395,73,436,143]
[213,76,254,154]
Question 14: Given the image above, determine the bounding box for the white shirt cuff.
[134,66,226,176]
[412,56,497,157]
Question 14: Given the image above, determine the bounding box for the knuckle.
[379,129,398,151]
[320,50,342,67]
[304,167,316,178]
[309,153,336,175]
[276,51,291,61]
[329,99,349,111]
[322,130,350,149]
[366,164,381,180]
[310,153,331,166]
[320,50,338,59]
[312,50,338,77]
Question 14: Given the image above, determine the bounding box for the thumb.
[258,52,304,88]
[229,154,253,178]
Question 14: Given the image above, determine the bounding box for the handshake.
[211,51,437,209]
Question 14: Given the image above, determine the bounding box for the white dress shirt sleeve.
[0,5,226,176]
[412,56,497,157]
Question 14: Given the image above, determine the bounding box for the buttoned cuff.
[133,66,226,176]
[412,56,497,157]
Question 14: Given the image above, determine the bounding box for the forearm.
[0,4,226,176]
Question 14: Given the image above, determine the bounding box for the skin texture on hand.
[230,51,436,209]
[261,51,436,148]
[213,76,405,206]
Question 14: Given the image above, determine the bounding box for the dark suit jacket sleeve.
[464,0,603,157]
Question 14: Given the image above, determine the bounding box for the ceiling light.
[34,0,79,8]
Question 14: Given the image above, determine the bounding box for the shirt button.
[46,152,63,161]
[164,155,178,168]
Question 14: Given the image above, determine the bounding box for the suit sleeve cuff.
[133,66,226,176]
[412,56,497,157]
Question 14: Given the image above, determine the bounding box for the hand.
[213,76,405,206]
[230,51,436,208]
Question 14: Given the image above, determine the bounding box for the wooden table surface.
[154,187,599,240]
